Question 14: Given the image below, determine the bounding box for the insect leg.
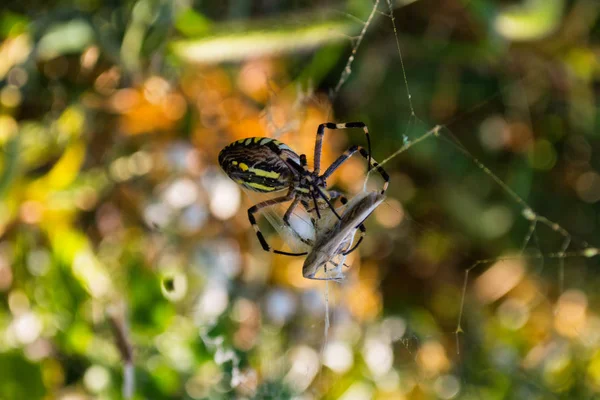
[342,224,366,255]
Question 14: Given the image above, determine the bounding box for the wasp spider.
[218,122,389,256]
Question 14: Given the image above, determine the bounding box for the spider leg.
[248,191,308,256]
[280,196,313,246]
[310,189,323,220]
[321,145,389,195]
[314,122,372,175]
[282,196,301,225]
[314,186,342,220]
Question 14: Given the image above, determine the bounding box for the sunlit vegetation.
[2,0,600,399]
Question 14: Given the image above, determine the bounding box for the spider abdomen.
[218,137,300,193]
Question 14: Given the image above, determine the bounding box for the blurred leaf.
[37,19,94,60]
[121,0,163,74]
[494,0,564,41]
[171,19,354,64]
[45,142,85,189]
[48,228,114,299]
[174,9,212,37]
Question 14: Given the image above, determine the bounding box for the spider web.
[332,1,600,398]
[243,0,600,398]
[77,1,599,398]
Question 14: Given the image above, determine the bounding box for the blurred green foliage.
[1,0,600,399]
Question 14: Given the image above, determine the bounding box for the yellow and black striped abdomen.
[218,137,300,193]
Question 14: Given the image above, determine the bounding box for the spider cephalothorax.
[218,122,389,256]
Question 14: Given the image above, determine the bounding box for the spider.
[218,122,389,256]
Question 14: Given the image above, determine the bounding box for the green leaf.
[174,9,212,37]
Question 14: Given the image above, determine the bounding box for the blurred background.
[1,0,600,398]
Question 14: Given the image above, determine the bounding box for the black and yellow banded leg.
[248,192,308,256]
[321,145,389,195]
[314,122,372,175]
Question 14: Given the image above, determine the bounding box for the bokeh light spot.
[13,312,42,344]
[374,198,404,228]
[163,178,199,209]
[576,171,600,203]
[479,115,510,151]
[527,139,556,170]
[434,374,461,399]
[83,365,111,393]
[417,341,450,375]
[196,285,229,322]
[497,298,530,330]
[555,289,587,338]
[475,258,525,304]
[323,341,353,374]
[480,205,514,239]
[363,337,393,377]
[1,85,21,107]
[8,289,29,315]
[209,177,241,220]
[284,345,319,393]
